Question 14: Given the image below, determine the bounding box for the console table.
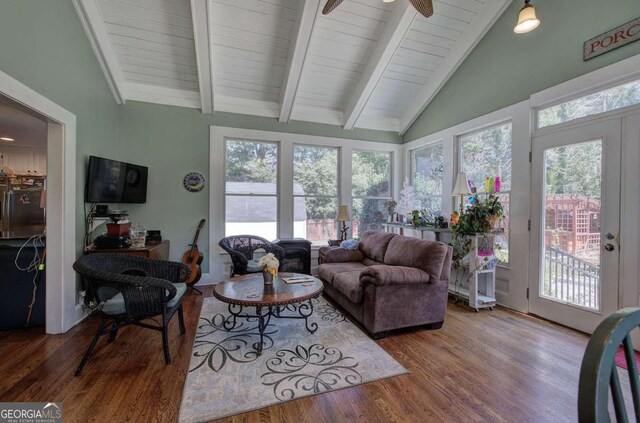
[382,223,451,242]
[85,240,170,260]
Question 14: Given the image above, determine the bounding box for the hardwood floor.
[0,286,591,422]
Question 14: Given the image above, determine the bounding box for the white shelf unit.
[449,234,497,311]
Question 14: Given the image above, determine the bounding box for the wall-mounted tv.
[85,156,148,204]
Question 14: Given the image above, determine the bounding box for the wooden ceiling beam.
[73,0,127,104]
[398,0,511,135]
[342,0,417,131]
[191,0,214,114]
[278,0,322,123]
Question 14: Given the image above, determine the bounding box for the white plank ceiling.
[74,0,510,134]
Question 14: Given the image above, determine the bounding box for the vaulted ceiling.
[73,0,510,134]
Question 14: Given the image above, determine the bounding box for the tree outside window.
[293,145,339,243]
[352,151,392,238]
[411,142,444,217]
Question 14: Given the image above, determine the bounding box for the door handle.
[604,244,615,252]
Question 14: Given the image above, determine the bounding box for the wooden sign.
[584,17,640,61]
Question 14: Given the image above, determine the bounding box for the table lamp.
[336,205,351,241]
[452,172,470,214]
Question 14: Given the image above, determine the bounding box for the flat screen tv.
[86,156,148,203]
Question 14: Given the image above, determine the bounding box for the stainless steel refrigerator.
[0,174,46,238]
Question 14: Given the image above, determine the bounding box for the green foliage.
[226,140,277,184]
[412,143,444,213]
[545,140,602,199]
[352,151,390,198]
[293,145,338,219]
[460,123,512,191]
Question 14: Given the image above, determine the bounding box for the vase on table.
[263,270,275,285]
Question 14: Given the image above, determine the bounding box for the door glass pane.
[542,140,602,310]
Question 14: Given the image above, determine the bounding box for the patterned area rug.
[179,296,408,423]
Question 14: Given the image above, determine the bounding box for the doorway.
[529,112,640,334]
[0,70,77,334]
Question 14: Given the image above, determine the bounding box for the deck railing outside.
[544,246,600,310]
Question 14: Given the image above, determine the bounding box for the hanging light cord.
[15,233,46,325]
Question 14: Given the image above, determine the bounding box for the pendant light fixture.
[514,0,540,34]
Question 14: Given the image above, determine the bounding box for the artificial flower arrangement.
[258,253,280,276]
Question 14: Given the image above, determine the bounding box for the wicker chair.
[218,235,285,277]
[579,307,640,422]
[72,253,191,376]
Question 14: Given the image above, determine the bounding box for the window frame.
[351,149,394,238]
[457,120,513,267]
[292,143,341,243]
[409,140,445,216]
[535,76,640,130]
[223,137,281,239]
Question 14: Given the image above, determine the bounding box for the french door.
[529,118,621,334]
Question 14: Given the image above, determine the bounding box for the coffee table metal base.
[222,300,318,355]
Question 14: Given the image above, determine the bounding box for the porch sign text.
[584,17,640,61]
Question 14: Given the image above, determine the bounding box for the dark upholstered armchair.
[72,253,190,376]
[218,235,285,277]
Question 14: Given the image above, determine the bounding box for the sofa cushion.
[321,248,364,264]
[362,258,383,267]
[358,231,396,263]
[384,236,449,283]
[101,283,187,315]
[360,265,431,286]
[318,262,367,286]
[332,271,363,303]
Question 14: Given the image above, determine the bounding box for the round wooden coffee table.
[213,272,324,355]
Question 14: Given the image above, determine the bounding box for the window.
[537,78,640,128]
[459,122,512,264]
[225,139,278,240]
[351,150,392,238]
[411,142,444,216]
[293,145,339,243]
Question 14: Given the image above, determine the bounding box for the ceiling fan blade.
[409,0,434,18]
[322,0,344,15]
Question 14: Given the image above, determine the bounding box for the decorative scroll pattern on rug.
[179,296,408,423]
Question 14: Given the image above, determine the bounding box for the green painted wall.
[116,101,401,271]
[404,0,640,141]
[0,0,120,255]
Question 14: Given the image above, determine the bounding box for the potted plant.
[450,194,505,264]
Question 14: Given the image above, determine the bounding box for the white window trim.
[224,137,280,240]
[210,126,402,281]
[402,101,530,312]
[532,53,640,131]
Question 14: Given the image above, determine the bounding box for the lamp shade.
[514,1,540,34]
[336,205,351,221]
[452,172,471,196]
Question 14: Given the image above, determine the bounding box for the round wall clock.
[183,172,206,192]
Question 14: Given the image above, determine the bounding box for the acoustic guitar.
[182,219,205,294]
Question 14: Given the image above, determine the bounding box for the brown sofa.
[318,231,453,339]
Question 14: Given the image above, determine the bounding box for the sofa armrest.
[360,265,431,287]
[320,247,364,264]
